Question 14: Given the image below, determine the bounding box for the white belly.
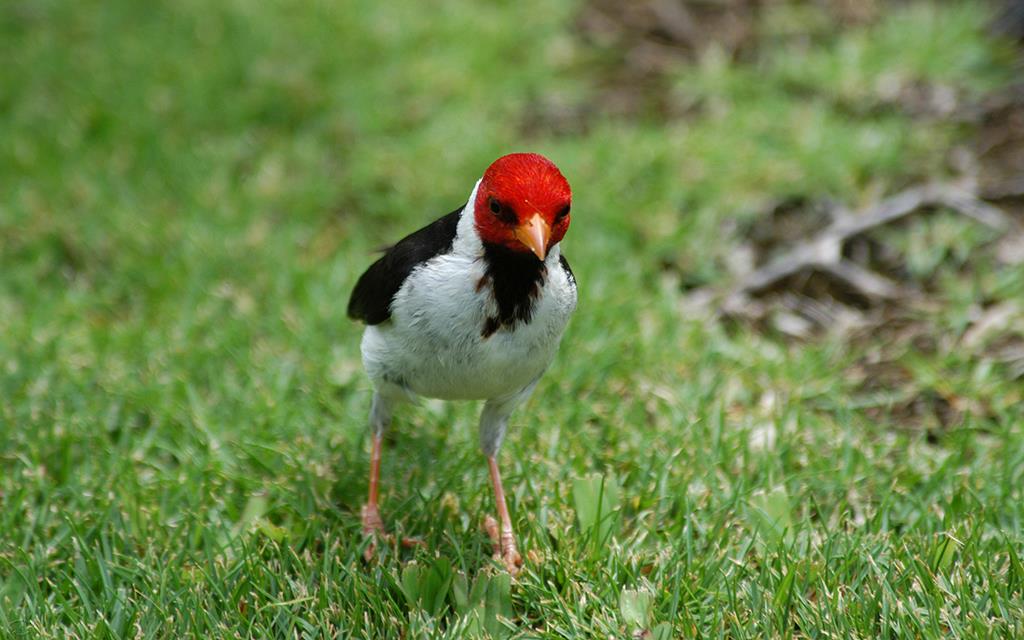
[360,249,576,401]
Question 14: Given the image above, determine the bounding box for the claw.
[361,503,387,562]
[484,515,524,575]
[362,505,424,561]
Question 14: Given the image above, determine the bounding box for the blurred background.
[2,0,1024,636]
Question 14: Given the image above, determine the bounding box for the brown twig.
[720,181,1020,318]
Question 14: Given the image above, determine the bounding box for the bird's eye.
[555,204,570,221]
[488,197,516,223]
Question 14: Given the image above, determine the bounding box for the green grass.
[2,0,1023,637]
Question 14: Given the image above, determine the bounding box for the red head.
[473,153,572,261]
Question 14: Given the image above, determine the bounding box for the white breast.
[360,244,576,401]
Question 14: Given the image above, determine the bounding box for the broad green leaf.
[422,558,453,616]
[619,588,651,628]
[256,519,288,542]
[485,572,514,638]
[572,473,621,546]
[747,485,793,545]
[400,564,423,608]
[233,494,268,536]
[452,573,470,612]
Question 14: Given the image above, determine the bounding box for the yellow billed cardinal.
[347,153,576,573]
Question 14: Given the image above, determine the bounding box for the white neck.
[453,179,483,256]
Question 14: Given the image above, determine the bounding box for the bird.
[347,152,577,573]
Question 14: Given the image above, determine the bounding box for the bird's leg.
[485,455,523,574]
[361,391,394,560]
[360,390,423,561]
[362,432,385,531]
[479,385,536,575]
[361,432,387,560]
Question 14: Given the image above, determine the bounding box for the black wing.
[559,254,576,290]
[347,207,463,325]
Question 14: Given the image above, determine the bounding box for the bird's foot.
[484,515,523,575]
[361,503,388,561]
[361,503,387,535]
[361,504,423,561]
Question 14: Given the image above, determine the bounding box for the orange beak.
[513,214,551,261]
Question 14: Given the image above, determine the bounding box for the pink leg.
[484,456,523,574]
[361,433,386,560]
[360,433,422,561]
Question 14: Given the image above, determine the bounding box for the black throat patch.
[479,242,548,338]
